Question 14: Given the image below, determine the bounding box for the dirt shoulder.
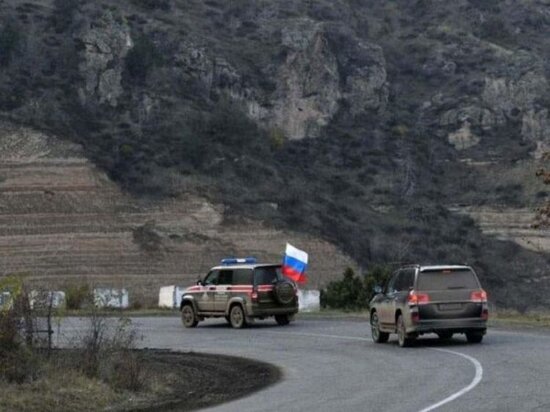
[0,350,281,412]
[139,350,281,412]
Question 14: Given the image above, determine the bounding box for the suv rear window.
[254,266,281,285]
[417,269,479,291]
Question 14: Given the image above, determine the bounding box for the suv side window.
[218,270,233,285]
[393,271,406,292]
[254,266,280,285]
[385,272,399,294]
[394,269,415,292]
[204,270,219,285]
[232,269,253,285]
[403,269,415,290]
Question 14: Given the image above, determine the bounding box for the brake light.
[408,290,430,305]
[470,290,487,303]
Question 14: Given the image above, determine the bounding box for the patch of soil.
[135,350,281,411]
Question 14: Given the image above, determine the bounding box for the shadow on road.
[388,335,482,348]
[195,320,295,330]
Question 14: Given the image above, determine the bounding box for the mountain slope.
[0,0,549,309]
[0,123,355,305]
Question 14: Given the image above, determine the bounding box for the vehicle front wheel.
[229,305,247,329]
[275,314,290,326]
[397,314,415,347]
[181,304,198,328]
[466,331,484,343]
[371,312,389,343]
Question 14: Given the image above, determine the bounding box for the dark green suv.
[180,258,299,329]
[369,265,488,347]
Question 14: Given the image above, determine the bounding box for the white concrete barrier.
[93,288,129,309]
[0,291,12,309]
[298,289,320,312]
[29,290,66,309]
[158,286,185,309]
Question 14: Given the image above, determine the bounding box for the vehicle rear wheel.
[275,314,290,326]
[466,331,484,343]
[181,304,198,328]
[229,305,247,329]
[437,332,453,341]
[397,314,415,347]
[371,312,389,343]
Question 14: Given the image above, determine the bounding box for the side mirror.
[196,279,203,286]
[374,285,383,295]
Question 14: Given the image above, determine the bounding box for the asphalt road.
[61,317,550,412]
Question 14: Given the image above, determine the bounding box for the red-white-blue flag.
[282,243,308,284]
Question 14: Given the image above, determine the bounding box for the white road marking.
[266,330,483,412]
[419,348,483,412]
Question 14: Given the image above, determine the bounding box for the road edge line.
[418,348,483,412]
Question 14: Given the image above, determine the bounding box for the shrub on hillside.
[125,34,163,83]
[320,266,392,310]
[0,21,22,67]
[131,0,172,11]
[65,284,91,310]
[52,0,80,33]
[0,276,42,383]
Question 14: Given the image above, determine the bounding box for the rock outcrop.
[77,11,133,107]
[177,19,388,140]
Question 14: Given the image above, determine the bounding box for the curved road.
[65,317,550,411]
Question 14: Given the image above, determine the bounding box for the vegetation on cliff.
[0,0,549,308]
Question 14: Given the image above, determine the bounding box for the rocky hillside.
[0,0,549,309]
[0,123,355,305]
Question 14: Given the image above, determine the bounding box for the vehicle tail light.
[470,290,488,303]
[251,292,258,302]
[408,290,430,305]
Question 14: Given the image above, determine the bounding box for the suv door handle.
[208,286,216,291]
[226,287,232,291]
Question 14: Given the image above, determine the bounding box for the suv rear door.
[381,269,415,326]
[416,268,483,319]
[254,266,280,307]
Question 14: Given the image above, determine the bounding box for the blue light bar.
[221,257,257,265]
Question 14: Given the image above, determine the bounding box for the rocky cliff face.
[77,11,133,107]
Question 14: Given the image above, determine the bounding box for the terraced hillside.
[0,123,355,305]
[451,206,550,254]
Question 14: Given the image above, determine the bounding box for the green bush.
[131,0,172,11]
[65,284,91,310]
[52,0,80,33]
[320,266,392,311]
[0,21,21,67]
[125,34,163,83]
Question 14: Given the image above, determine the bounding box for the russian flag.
[282,243,308,284]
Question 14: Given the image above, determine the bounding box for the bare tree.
[534,152,550,228]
